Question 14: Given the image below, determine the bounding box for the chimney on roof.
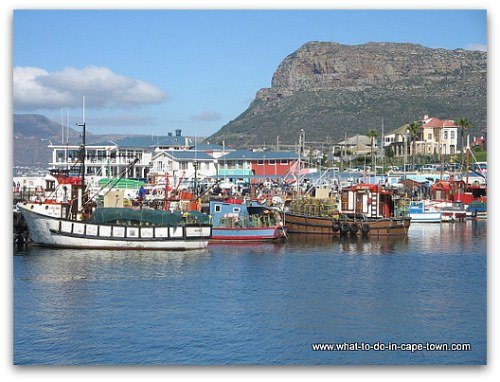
[175,129,182,137]
[423,114,429,119]
[168,132,173,137]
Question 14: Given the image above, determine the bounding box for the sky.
[12,9,487,138]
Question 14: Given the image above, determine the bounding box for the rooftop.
[154,150,214,161]
[93,134,193,148]
[422,117,458,129]
[337,134,372,146]
[195,143,228,151]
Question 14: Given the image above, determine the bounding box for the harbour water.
[13,221,486,365]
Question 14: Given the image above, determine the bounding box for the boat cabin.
[340,183,394,218]
[209,199,279,228]
[430,179,466,202]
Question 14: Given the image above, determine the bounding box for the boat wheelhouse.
[209,199,286,242]
[284,183,411,236]
[407,201,442,223]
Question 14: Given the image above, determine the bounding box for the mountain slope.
[208,42,486,146]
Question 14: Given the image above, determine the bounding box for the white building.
[48,130,194,179]
[150,150,217,186]
[48,142,152,179]
[385,115,459,158]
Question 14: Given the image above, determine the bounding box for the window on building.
[451,131,455,139]
[214,205,221,212]
[269,160,276,165]
[180,162,188,170]
[428,134,432,140]
[280,160,288,164]
[258,160,264,165]
[444,131,448,140]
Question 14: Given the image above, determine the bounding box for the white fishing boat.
[408,201,442,223]
[19,203,211,250]
[19,107,212,250]
[19,204,212,250]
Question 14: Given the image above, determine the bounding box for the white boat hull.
[409,212,442,223]
[19,205,211,250]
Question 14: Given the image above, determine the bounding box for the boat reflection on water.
[286,233,409,255]
[15,246,212,282]
[208,241,288,256]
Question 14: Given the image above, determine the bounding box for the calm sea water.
[13,221,486,365]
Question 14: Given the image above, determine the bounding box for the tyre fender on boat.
[13,212,20,226]
[332,220,340,232]
[350,223,359,235]
[361,223,370,235]
[340,222,350,235]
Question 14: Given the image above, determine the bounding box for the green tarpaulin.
[87,207,210,226]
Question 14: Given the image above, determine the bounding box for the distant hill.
[14,114,81,141]
[208,42,486,147]
[13,114,77,168]
[12,114,203,170]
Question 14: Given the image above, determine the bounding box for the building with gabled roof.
[418,115,458,156]
[384,115,458,158]
[337,134,374,155]
[150,150,218,187]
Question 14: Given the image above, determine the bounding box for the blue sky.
[13,10,487,137]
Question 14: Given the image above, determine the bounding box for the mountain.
[208,42,486,147]
[12,114,204,170]
[13,114,80,168]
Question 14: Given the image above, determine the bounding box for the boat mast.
[465,135,470,188]
[77,96,87,211]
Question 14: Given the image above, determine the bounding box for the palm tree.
[456,117,472,164]
[367,129,378,170]
[407,121,420,170]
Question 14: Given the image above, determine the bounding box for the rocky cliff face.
[208,42,486,146]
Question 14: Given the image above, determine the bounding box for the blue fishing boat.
[408,201,442,223]
[209,199,286,242]
[466,200,487,220]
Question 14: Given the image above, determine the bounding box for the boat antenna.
[194,131,198,198]
[61,108,64,145]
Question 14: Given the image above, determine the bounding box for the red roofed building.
[385,115,459,158]
[415,115,458,156]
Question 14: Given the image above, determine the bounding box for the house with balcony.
[419,116,458,156]
[385,115,458,158]
[384,124,415,158]
[48,141,152,179]
[48,129,193,180]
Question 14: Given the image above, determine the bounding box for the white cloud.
[191,111,221,122]
[13,66,169,111]
[464,43,487,52]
